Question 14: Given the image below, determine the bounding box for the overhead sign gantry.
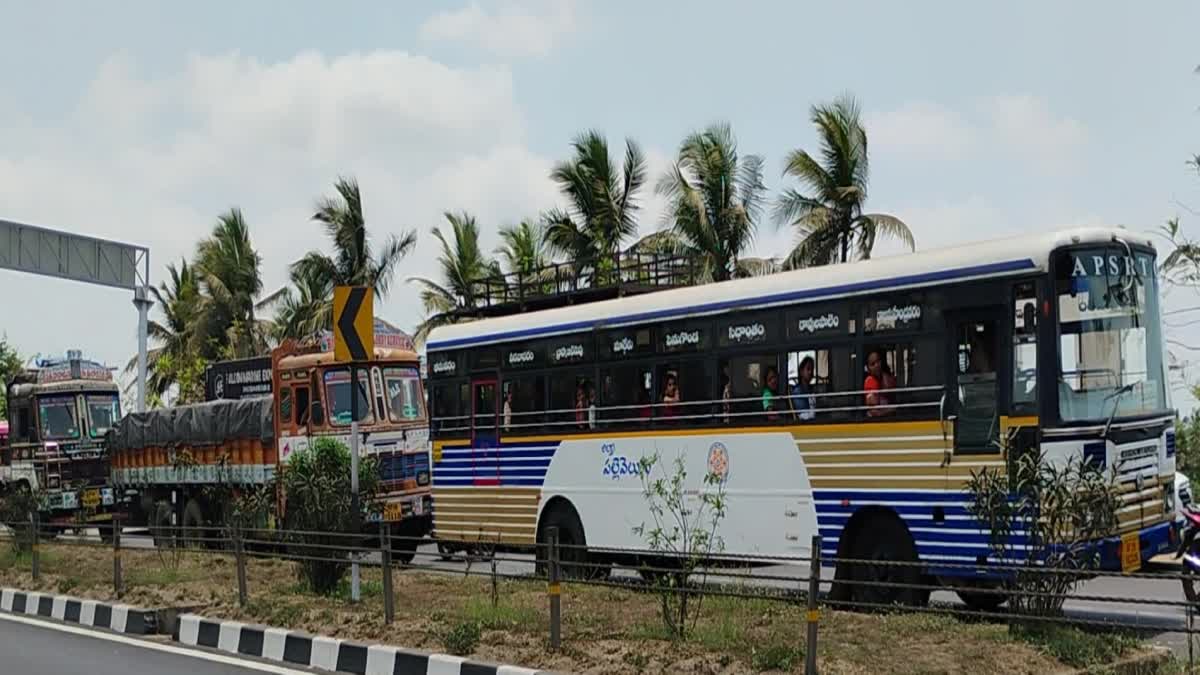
[0,218,152,412]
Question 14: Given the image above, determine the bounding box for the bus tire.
[956,581,1007,612]
[392,537,418,565]
[836,511,927,608]
[537,500,603,580]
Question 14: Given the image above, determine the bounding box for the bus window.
[1012,282,1038,413]
[548,371,593,431]
[657,361,712,424]
[431,382,467,434]
[787,349,835,421]
[720,356,777,423]
[599,364,652,426]
[863,345,917,418]
[502,375,545,432]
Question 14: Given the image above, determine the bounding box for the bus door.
[944,310,1003,456]
[471,378,501,486]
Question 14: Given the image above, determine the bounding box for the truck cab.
[2,351,119,529]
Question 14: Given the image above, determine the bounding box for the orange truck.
[108,338,432,557]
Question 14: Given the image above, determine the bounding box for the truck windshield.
[1056,247,1167,421]
[38,395,80,440]
[324,369,374,426]
[86,394,121,437]
[383,367,425,422]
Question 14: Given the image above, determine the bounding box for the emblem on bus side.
[707,442,729,482]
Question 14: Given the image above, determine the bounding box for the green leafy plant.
[279,436,379,594]
[751,643,802,671]
[966,449,1120,619]
[441,619,481,656]
[0,482,43,553]
[633,452,728,640]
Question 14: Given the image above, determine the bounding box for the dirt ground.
[0,542,1167,674]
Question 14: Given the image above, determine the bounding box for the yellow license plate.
[81,489,101,509]
[1120,533,1141,573]
[383,502,403,522]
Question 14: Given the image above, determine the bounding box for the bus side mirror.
[311,402,325,427]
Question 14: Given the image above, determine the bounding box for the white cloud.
[419,1,577,58]
[869,95,1087,175]
[0,48,560,374]
[867,101,977,161]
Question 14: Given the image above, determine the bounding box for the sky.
[1,0,1198,410]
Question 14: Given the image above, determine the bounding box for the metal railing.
[0,520,1192,673]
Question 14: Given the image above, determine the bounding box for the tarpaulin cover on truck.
[108,395,274,450]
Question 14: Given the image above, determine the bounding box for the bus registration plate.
[384,502,403,522]
[82,489,101,509]
[1120,533,1141,573]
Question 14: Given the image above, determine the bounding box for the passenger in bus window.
[575,381,587,429]
[586,382,597,429]
[660,373,680,419]
[502,384,513,431]
[761,366,783,422]
[721,365,732,423]
[637,384,653,421]
[865,350,897,417]
[793,357,816,421]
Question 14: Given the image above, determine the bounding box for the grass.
[1011,624,1141,669]
[0,541,1170,674]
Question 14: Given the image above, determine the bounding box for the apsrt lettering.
[432,360,456,374]
[508,350,535,365]
[876,305,921,325]
[612,337,634,354]
[1071,254,1154,279]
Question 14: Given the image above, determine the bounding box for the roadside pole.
[350,364,361,603]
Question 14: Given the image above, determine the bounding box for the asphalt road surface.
[0,611,321,675]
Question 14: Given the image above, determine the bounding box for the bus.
[424,226,1175,608]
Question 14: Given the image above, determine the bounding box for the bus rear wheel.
[838,513,928,608]
[537,502,605,580]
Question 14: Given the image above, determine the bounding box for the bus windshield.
[1055,247,1167,421]
[86,394,121,437]
[323,368,373,426]
[38,395,80,440]
[383,367,424,422]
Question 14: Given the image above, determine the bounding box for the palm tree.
[543,131,646,281]
[496,220,549,278]
[289,176,417,332]
[273,264,331,343]
[775,95,913,268]
[408,212,499,343]
[657,122,766,282]
[194,208,282,359]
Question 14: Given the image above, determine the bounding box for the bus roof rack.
[449,252,702,319]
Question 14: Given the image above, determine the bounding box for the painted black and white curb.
[176,614,549,675]
[0,587,154,634]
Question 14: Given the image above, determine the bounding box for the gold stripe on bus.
[433,522,538,535]
[795,439,951,453]
[809,478,969,490]
[488,420,949,445]
[436,512,538,526]
[432,487,542,499]
[435,531,537,545]
[806,464,1000,478]
[999,416,1039,430]
[433,501,540,513]
[799,450,948,464]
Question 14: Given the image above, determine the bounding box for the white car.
[1178,472,1193,521]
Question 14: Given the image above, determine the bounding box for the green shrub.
[442,620,481,656]
[280,436,379,595]
[751,643,802,671]
[1013,625,1138,668]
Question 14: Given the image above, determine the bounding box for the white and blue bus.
[425,226,1176,608]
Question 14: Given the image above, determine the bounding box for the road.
[0,611,320,675]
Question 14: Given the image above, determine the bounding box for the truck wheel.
[392,538,418,565]
[150,501,176,548]
[181,499,206,549]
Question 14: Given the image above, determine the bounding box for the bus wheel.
[842,514,927,608]
[392,537,418,565]
[538,502,604,580]
[956,581,1007,612]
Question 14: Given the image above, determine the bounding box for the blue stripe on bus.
[428,258,1038,349]
[437,448,557,460]
[435,458,553,468]
[433,478,547,487]
[434,469,550,478]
